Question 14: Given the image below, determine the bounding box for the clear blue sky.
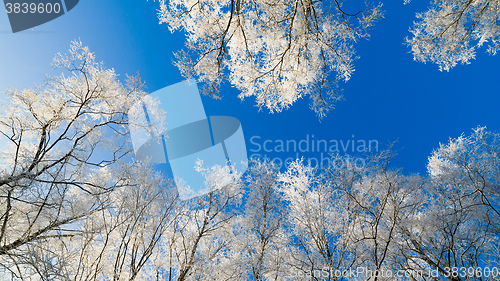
[1,0,499,176]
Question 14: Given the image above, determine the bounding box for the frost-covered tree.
[338,152,429,280]
[278,159,357,280]
[149,161,244,281]
[415,126,500,277]
[371,127,500,281]
[276,152,430,281]
[428,126,500,234]
[157,0,382,118]
[66,163,179,281]
[235,159,290,280]
[406,0,500,71]
[275,138,500,281]
[0,41,167,280]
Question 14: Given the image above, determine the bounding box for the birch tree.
[339,153,429,280]
[278,158,358,280]
[235,159,290,280]
[66,163,179,281]
[428,126,500,234]
[0,41,166,280]
[147,161,244,281]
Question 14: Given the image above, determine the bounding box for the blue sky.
[1,0,499,176]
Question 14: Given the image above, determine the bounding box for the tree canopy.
[158,0,383,118]
[156,0,500,117]
[1,45,499,280]
[406,0,500,71]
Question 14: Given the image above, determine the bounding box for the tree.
[275,152,432,281]
[0,41,168,280]
[66,163,179,281]
[389,127,500,281]
[236,159,290,280]
[278,158,357,280]
[149,161,244,281]
[405,0,500,71]
[428,126,500,235]
[336,152,429,281]
[157,0,382,118]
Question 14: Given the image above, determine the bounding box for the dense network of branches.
[406,0,500,71]
[158,0,382,118]
[1,43,499,280]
